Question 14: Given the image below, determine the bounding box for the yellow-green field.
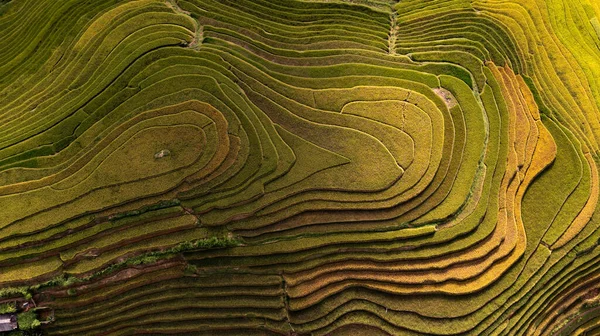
[0,0,599,335]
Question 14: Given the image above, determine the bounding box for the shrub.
[17,311,40,330]
[0,302,16,314]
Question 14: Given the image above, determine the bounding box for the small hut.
[0,314,17,332]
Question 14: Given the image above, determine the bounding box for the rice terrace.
[1,0,600,334]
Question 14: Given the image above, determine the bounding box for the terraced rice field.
[1,0,600,334]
